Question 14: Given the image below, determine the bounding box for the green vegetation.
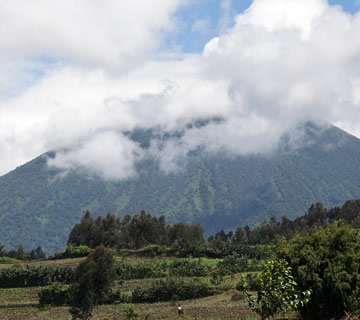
[2,123,360,254]
[239,259,311,320]
[0,265,73,288]
[277,222,360,319]
[68,245,117,319]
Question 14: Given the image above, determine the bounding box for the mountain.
[1,122,360,254]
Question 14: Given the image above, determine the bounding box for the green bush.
[106,289,131,304]
[139,245,166,257]
[217,253,260,274]
[236,273,259,291]
[115,261,167,280]
[0,265,73,288]
[55,244,91,259]
[132,277,217,303]
[38,282,70,306]
[239,259,311,320]
[169,259,208,277]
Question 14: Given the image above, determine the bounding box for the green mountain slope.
[1,122,360,254]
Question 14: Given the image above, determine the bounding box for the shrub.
[123,304,140,319]
[169,259,208,277]
[132,277,217,303]
[0,265,73,288]
[217,253,261,274]
[38,282,70,306]
[55,244,91,259]
[139,245,166,257]
[115,261,167,280]
[239,259,311,320]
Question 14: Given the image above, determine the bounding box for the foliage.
[239,259,311,320]
[0,242,6,257]
[132,277,217,303]
[38,281,70,306]
[236,273,259,291]
[68,245,117,320]
[0,265,73,288]
[277,221,360,319]
[217,252,261,274]
[169,259,209,277]
[123,304,140,319]
[115,260,167,280]
[55,244,91,259]
[0,256,20,263]
[29,246,46,260]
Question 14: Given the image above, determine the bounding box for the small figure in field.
[177,304,183,316]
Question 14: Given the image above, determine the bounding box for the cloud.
[47,131,144,180]
[1,0,360,179]
[0,0,182,72]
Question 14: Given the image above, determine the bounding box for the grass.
[0,287,38,306]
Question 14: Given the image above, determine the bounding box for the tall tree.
[69,245,116,319]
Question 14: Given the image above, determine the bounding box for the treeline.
[0,243,45,261]
[237,199,360,245]
[67,198,360,258]
[68,210,205,256]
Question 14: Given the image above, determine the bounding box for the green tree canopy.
[69,245,117,319]
[277,221,360,319]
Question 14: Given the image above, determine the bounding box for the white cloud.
[1,0,360,179]
[0,0,181,72]
[47,131,144,180]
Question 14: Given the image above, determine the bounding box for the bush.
[169,259,208,277]
[139,245,166,257]
[217,253,261,274]
[38,282,70,306]
[0,265,73,288]
[115,261,167,280]
[239,259,311,320]
[236,273,259,291]
[106,289,131,304]
[132,277,217,303]
[55,244,91,259]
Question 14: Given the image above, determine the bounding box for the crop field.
[0,291,257,319]
[0,256,264,320]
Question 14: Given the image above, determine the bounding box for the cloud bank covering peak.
[0,0,360,179]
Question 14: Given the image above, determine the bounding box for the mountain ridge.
[1,122,360,254]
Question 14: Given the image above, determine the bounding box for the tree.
[239,259,310,320]
[277,221,360,319]
[0,243,6,257]
[69,245,116,319]
[29,246,46,260]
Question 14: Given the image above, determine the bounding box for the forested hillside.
[1,122,360,254]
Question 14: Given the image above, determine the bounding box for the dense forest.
[2,197,360,260]
[65,198,360,256]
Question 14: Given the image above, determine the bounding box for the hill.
[1,121,360,254]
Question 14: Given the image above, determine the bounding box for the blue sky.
[170,0,360,53]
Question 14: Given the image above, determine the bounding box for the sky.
[0,0,360,179]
